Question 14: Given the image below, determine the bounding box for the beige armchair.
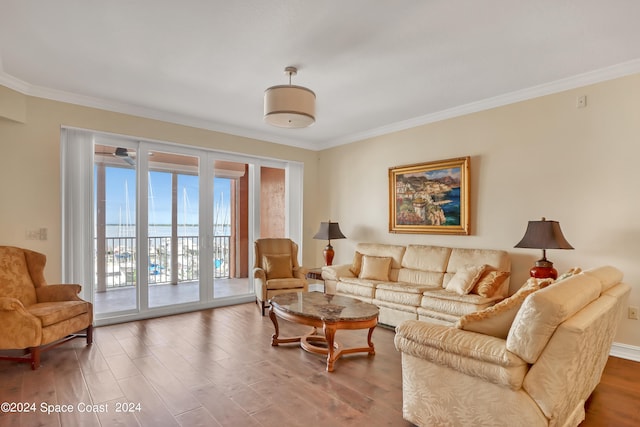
[253,238,308,316]
[0,246,93,369]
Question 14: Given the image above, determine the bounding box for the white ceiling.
[2,1,640,151]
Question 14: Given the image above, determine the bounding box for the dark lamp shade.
[313,222,346,241]
[514,218,574,250]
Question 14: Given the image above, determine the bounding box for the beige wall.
[2,73,639,348]
[318,73,640,347]
[0,87,323,281]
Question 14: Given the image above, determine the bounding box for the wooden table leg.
[323,322,337,372]
[269,306,280,346]
[367,326,376,355]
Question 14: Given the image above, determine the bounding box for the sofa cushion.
[445,248,511,294]
[377,282,439,294]
[583,265,623,293]
[27,301,90,327]
[447,248,510,273]
[359,255,392,281]
[397,268,445,287]
[376,282,439,306]
[401,245,451,272]
[421,289,501,316]
[555,267,582,282]
[456,278,553,339]
[417,307,462,325]
[445,264,488,295]
[265,277,306,290]
[472,270,511,298]
[262,254,293,280]
[349,251,363,276]
[354,243,406,269]
[506,274,602,363]
[336,277,379,298]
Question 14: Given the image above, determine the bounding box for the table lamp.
[514,217,574,279]
[313,221,346,266]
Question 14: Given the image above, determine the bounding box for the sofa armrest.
[0,296,26,312]
[322,264,353,281]
[36,284,83,303]
[253,267,266,281]
[394,320,529,390]
[293,266,308,280]
[0,297,41,348]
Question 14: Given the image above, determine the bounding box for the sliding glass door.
[146,149,201,308]
[94,143,138,315]
[211,160,252,298]
[63,128,302,325]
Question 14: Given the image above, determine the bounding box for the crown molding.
[318,58,640,150]
[2,58,640,152]
[0,71,31,94]
[0,72,316,151]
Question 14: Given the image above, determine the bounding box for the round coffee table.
[268,292,379,372]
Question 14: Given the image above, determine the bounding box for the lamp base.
[529,259,558,280]
[323,244,335,266]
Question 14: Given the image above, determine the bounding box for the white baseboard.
[610,342,640,362]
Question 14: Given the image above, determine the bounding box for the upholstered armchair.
[0,246,93,369]
[253,238,308,316]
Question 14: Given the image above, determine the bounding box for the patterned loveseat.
[322,243,511,327]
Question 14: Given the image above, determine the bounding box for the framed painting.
[389,156,470,235]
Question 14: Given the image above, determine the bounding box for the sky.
[97,166,231,226]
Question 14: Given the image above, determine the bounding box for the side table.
[306,268,325,293]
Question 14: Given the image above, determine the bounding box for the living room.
[1,2,640,426]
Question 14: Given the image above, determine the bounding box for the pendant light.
[264,66,316,128]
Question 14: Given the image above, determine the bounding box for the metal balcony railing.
[99,235,231,288]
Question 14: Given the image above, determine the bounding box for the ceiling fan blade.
[122,156,136,166]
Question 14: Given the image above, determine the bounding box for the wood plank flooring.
[1,302,639,427]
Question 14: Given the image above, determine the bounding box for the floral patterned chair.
[0,246,93,369]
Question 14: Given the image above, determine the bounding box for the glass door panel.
[212,160,251,298]
[94,144,138,315]
[148,150,200,308]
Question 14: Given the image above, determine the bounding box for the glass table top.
[270,292,379,322]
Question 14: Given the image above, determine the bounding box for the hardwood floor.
[1,302,639,427]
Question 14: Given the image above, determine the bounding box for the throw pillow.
[445,264,488,295]
[456,277,554,339]
[472,270,511,298]
[349,251,363,277]
[262,254,293,280]
[556,267,582,282]
[359,255,392,281]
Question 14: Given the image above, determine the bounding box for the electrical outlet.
[25,229,40,240]
[25,227,48,240]
[629,306,639,320]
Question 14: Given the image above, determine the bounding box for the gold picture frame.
[389,156,470,235]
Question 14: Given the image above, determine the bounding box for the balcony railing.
[99,235,230,289]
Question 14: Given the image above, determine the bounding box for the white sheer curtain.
[286,161,304,246]
[60,127,95,302]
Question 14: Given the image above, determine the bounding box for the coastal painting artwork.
[389,157,470,235]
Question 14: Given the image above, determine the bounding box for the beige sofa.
[394,266,630,427]
[322,243,511,327]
